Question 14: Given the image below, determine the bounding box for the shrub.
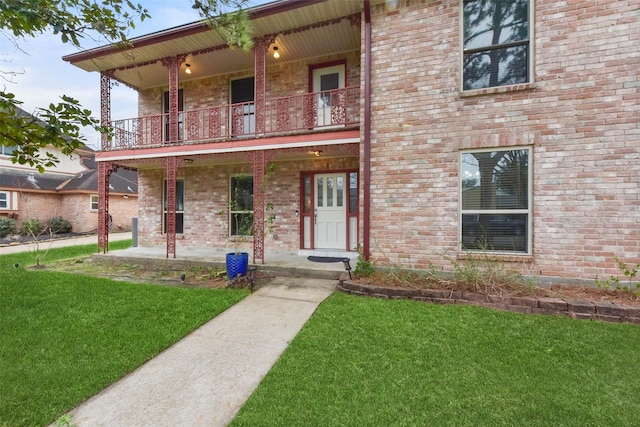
[48,216,72,234]
[21,219,43,235]
[354,250,375,277]
[0,217,16,236]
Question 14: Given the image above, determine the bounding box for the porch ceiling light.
[313,150,322,157]
[273,46,280,59]
[185,63,192,74]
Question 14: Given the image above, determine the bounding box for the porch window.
[460,147,531,254]
[163,179,184,234]
[230,175,253,236]
[0,192,8,209]
[90,194,98,211]
[462,0,531,90]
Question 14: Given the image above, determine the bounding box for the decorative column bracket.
[245,150,274,264]
[97,162,118,253]
[253,36,274,136]
[161,55,187,143]
[100,71,114,151]
[162,156,185,258]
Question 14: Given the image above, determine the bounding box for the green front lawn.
[3,241,640,426]
[233,293,640,426]
[0,242,247,426]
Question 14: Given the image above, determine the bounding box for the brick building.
[64,0,639,281]
[0,108,138,233]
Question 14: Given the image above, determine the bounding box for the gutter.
[363,0,372,260]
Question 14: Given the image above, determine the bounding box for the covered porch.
[93,244,356,281]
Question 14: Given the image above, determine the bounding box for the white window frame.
[163,178,185,234]
[459,146,533,255]
[229,175,254,237]
[460,0,534,92]
[0,191,9,209]
[90,194,99,211]
[0,145,17,156]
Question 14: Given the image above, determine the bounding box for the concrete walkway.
[66,277,335,427]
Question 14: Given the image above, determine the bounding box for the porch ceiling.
[101,136,360,170]
[64,0,363,91]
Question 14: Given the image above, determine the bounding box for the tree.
[0,0,250,172]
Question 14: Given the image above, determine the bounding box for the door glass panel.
[231,77,255,135]
[321,73,339,91]
[163,89,184,142]
[320,73,339,108]
[326,177,334,207]
[349,172,358,213]
[336,176,343,207]
[317,178,323,207]
[303,175,311,213]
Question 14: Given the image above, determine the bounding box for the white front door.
[314,173,347,250]
[312,64,345,127]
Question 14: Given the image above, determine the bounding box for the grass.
[232,293,640,426]
[0,241,247,427]
[0,239,132,270]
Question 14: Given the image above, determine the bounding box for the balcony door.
[312,64,345,127]
[231,77,255,136]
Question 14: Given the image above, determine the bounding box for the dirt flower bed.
[46,257,272,290]
[349,270,640,308]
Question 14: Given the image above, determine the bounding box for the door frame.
[300,168,358,252]
[309,60,347,128]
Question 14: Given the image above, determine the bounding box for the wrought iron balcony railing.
[108,87,360,150]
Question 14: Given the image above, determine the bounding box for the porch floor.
[94,245,357,281]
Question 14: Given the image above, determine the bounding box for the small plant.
[48,216,72,234]
[0,217,16,236]
[596,256,640,297]
[54,414,75,427]
[21,218,43,235]
[354,247,375,277]
[448,252,534,296]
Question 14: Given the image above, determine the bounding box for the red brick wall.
[138,51,360,116]
[133,1,638,281]
[365,0,640,279]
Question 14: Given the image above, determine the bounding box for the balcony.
[108,87,360,151]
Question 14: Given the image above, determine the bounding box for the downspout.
[363,0,372,260]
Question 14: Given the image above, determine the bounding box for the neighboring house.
[63,0,639,280]
[0,108,138,233]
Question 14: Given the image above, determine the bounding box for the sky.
[1,0,268,149]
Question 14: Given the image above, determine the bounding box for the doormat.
[307,256,347,263]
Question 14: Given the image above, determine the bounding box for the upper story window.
[460,147,532,254]
[462,0,531,91]
[0,145,17,156]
